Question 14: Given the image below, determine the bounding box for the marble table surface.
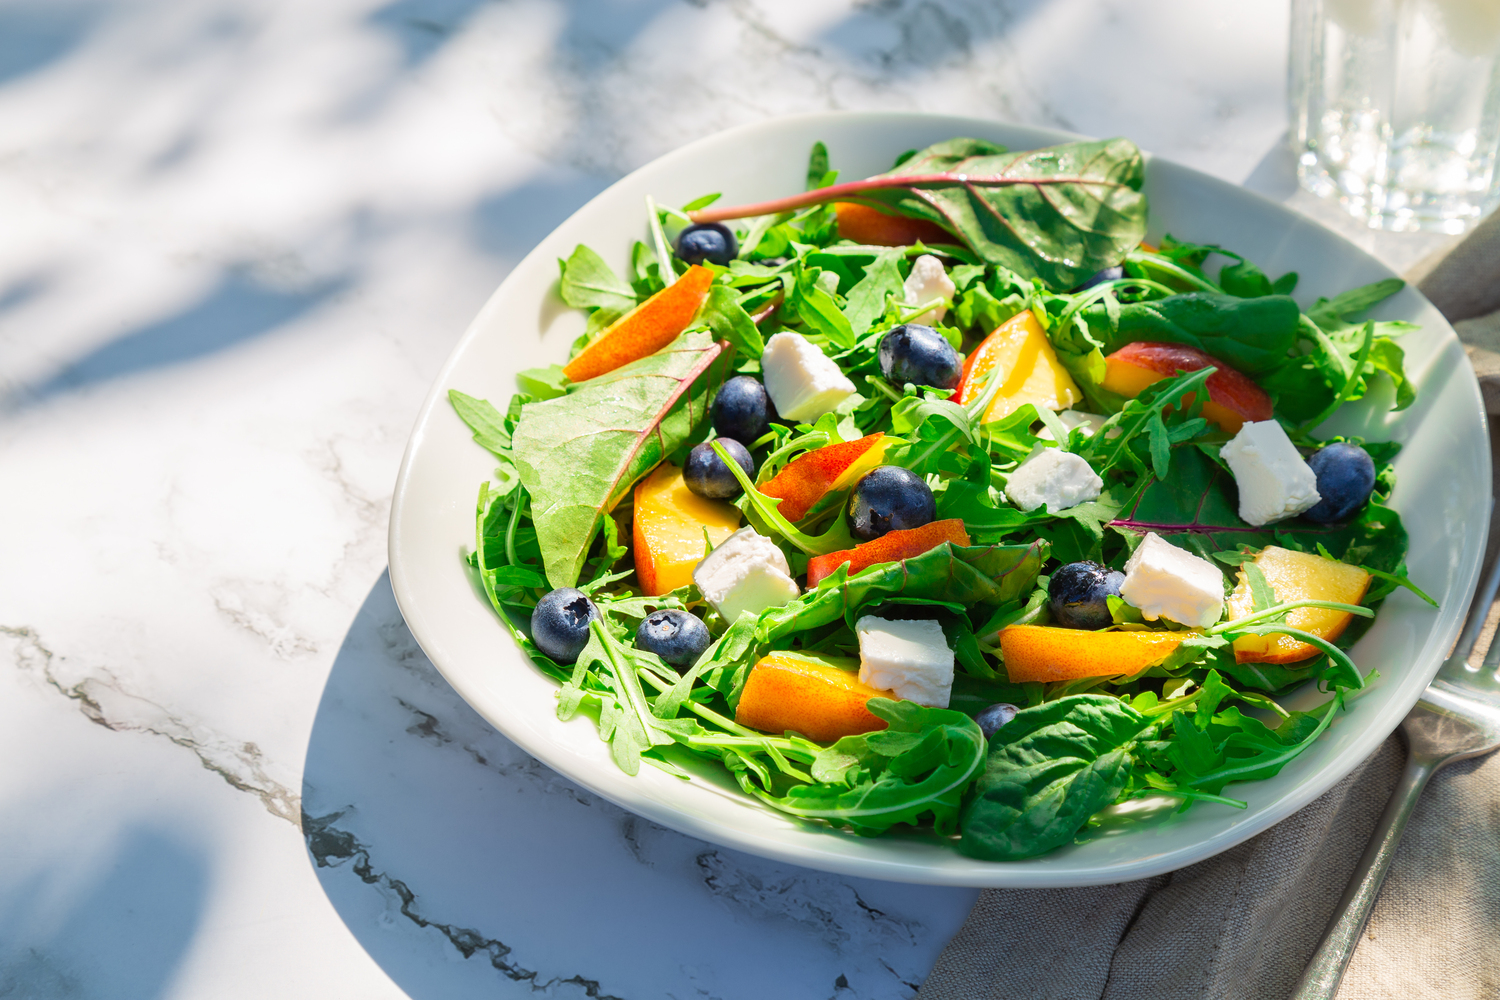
[0,1,1460,997]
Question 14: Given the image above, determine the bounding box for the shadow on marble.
[1241,130,1299,203]
[814,0,1050,74]
[0,825,208,999]
[368,0,495,68]
[471,172,615,262]
[301,573,975,1000]
[0,1,100,87]
[11,269,347,409]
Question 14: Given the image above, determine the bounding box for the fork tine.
[1455,542,1500,664]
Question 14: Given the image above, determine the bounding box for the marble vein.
[303,809,628,1000]
[1,624,300,825]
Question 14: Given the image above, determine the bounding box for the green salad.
[451,136,1434,861]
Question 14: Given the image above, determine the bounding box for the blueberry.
[675,223,737,266]
[636,609,713,668]
[684,438,756,499]
[848,465,936,541]
[712,376,771,444]
[1303,443,1376,524]
[877,324,962,390]
[1072,265,1125,293]
[976,702,1020,740]
[531,588,600,663]
[1048,561,1126,630]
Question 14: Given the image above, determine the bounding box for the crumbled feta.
[1038,410,1119,441]
[760,332,857,423]
[692,527,799,622]
[902,254,956,326]
[854,616,954,707]
[1119,532,1225,628]
[1004,448,1104,512]
[1219,420,1321,526]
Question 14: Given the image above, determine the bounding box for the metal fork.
[1292,551,1500,999]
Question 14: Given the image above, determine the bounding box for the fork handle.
[1291,753,1437,999]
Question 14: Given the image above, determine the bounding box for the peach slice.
[759,433,886,523]
[735,650,894,742]
[562,265,715,384]
[1100,341,1272,435]
[806,519,971,587]
[954,310,1084,423]
[1000,625,1185,683]
[1226,546,1372,664]
[632,463,741,596]
[834,202,954,247]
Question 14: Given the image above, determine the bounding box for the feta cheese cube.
[1119,532,1225,628]
[854,616,954,707]
[692,527,799,622]
[1004,448,1104,512]
[1219,420,1321,526]
[760,332,857,423]
[903,254,956,326]
[1038,410,1119,441]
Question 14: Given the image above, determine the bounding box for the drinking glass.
[1290,0,1500,233]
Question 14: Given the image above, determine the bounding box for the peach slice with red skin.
[834,202,954,247]
[562,265,715,384]
[806,519,971,587]
[1226,546,1372,664]
[632,463,741,596]
[735,651,893,742]
[1000,625,1186,683]
[1100,341,1273,435]
[758,433,886,523]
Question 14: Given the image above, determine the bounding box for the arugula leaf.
[1306,278,1405,330]
[558,244,637,314]
[958,695,1153,860]
[759,541,1046,643]
[696,283,764,358]
[791,266,856,348]
[1181,693,1345,793]
[563,621,678,775]
[691,138,1148,290]
[517,365,569,401]
[806,141,830,190]
[841,248,906,338]
[449,389,513,459]
[512,332,734,588]
[750,700,987,835]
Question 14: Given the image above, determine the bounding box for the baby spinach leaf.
[558,244,637,314]
[958,695,1153,860]
[1110,446,1408,572]
[1082,293,1301,376]
[751,700,987,835]
[512,332,734,588]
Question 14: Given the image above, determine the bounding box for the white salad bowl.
[388,112,1488,887]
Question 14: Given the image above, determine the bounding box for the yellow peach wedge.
[735,651,894,743]
[1226,546,1371,664]
[632,463,741,596]
[1000,625,1186,683]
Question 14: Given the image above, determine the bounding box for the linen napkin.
[919,219,1500,1000]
